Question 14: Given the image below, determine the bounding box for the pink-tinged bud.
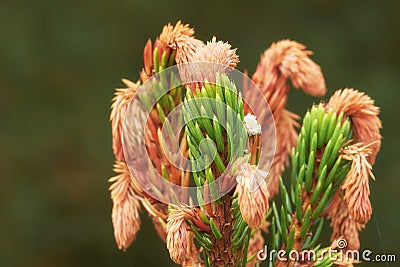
[109,161,141,251]
[166,206,189,264]
[236,165,270,229]
[143,39,153,77]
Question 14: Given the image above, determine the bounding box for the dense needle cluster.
[108,21,382,266]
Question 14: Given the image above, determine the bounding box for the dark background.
[1,0,399,266]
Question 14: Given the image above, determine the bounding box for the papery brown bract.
[110,79,139,161]
[235,165,269,229]
[109,161,141,251]
[166,206,189,264]
[341,143,375,224]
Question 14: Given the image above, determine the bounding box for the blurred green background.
[1,0,399,266]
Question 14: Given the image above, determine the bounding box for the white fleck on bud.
[244,114,261,135]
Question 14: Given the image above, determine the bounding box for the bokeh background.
[1,0,399,266]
